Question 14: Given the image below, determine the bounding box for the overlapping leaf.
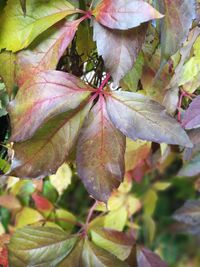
[93,21,147,86]
[9,70,93,142]
[182,96,200,130]
[92,0,163,30]
[158,0,195,61]
[8,227,78,266]
[0,0,78,52]
[105,91,192,147]
[77,96,126,202]
[137,247,168,267]
[16,19,82,87]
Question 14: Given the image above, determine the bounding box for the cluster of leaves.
[0,0,200,266]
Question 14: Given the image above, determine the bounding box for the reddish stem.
[98,74,111,92]
[177,89,195,122]
[86,200,98,226]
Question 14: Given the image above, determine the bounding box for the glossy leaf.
[182,96,200,130]
[8,227,78,266]
[10,100,92,178]
[105,91,192,147]
[16,19,82,87]
[173,200,200,226]
[93,21,147,86]
[77,96,126,202]
[0,0,77,52]
[82,240,129,267]
[158,0,195,60]
[91,228,134,260]
[9,70,93,142]
[92,0,163,30]
[137,247,168,267]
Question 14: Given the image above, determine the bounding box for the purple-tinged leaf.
[92,0,163,30]
[16,19,81,87]
[93,21,147,86]
[137,247,168,267]
[10,100,92,178]
[9,70,94,142]
[105,91,192,147]
[157,0,195,61]
[173,200,200,226]
[182,95,200,130]
[178,152,200,177]
[77,96,126,203]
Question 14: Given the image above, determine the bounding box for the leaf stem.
[98,73,111,92]
[86,200,98,226]
[177,89,195,122]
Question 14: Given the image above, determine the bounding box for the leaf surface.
[77,96,126,202]
[16,19,81,87]
[178,152,200,177]
[8,227,78,267]
[137,247,168,267]
[9,70,93,142]
[93,21,147,86]
[92,0,163,30]
[0,0,77,52]
[158,0,195,60]
[182,96,200,130]
[105,91,192,147]
[10,100,92,178]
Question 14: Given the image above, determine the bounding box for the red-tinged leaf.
[91,228,134,260]
[182,96,200,130]
[16,19,81,87]
[9,70,94,142]
[137,247,168,267]
[8,227,78,266]
[105,91,192,148]
[92,0,163,30]
[32,192,53,212]
[93,21,147,86]
[10,100,92,178]
[173,200,200,226]
[82,240,129,267]
[157,0,195,61]
[0,194,21,210]
[0,235,10,267]
[77,96,126,203]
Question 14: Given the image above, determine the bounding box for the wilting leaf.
[15,207,44,228]
[10,100,92,178]
[178,152,200,177]
[137,247,168,267]
[8,227,78,266]
[182,96,200,130]
[9,70,93,142]
[82,240,129,267]
[173,200,200,226]
[77,96,126,202]
[105,91,192,147]
[16,19,81,87]
[93,21,147,86]
[0,51,16,97]
[158,0,195,61]
[92,0,163,30]
[0,0,77,52]
[91,228,134,260]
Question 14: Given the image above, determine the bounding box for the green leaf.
[0,0,78,52]
[10,99,92,178]
[8,227,78,266]
[82,239,129,267]
[9,70,93,142]
[54,209,76,231]
[15,207,44,228]
[58,240,83,266]
[77,96,126,202]
[91,228,134,260]
[158,0,195,61]
[105,91,192,147]
[92,0,163,30]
